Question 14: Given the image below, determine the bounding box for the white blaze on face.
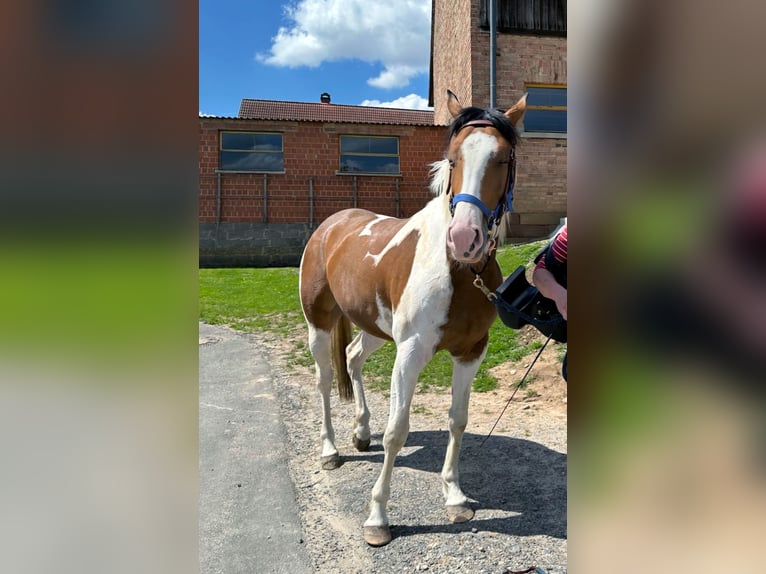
[447,131,498,262]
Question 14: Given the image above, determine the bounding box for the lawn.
[199,241,549,392]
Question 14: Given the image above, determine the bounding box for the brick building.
[199,100,446,266]
[199,0,566,266]
[431,0,567,237]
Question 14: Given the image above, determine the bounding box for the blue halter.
[448,120,516,229]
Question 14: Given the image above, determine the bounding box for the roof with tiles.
[237,98,440,126]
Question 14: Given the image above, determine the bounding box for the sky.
[199,0,433,117]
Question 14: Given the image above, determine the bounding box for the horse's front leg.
[363,336,430,547]
[442,345,487,523]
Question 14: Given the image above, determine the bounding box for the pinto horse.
[299,90,526,546]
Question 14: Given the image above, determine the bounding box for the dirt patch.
[416,326,567,433]
[258,324,567,573]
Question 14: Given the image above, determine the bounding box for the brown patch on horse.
[302,209,419,341]
[437,258,502,361]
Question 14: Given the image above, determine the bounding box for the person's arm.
[532,266,567,320]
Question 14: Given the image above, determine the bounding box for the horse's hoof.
[352,434,371,452]
[446,504,474,523]
[363,525,392,547]
[320,453,341,470]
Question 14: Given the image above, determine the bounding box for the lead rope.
[480,332,552,447]
[471,267,554,447]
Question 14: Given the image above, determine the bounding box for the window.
[339,135,400,174]
[479,0,566,36]
[523,85,567,134]
[219,131,284,172]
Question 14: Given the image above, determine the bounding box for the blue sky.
[199,0,433,117]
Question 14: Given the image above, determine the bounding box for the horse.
[299,89,526,547]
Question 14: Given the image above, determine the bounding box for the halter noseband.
[448,119,516,229]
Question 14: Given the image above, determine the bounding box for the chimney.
[320,92,331,104]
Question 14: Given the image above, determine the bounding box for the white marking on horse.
[365,217,421,266]
[374,292,393,336]
[359,214,392,237]
[452,131,499,222]
[394,197,453,337]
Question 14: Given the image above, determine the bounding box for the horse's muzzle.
[447,220,487,263]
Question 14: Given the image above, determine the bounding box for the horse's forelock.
[429,158,451,197]
[449,107,518,148]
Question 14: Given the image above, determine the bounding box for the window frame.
[337,134,401,176]
[218,131,285,173]
[522,83,567,136]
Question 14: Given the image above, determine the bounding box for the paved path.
[199,323,313,574]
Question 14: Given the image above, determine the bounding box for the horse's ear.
[447,90,463,118]
[504,93,527,126]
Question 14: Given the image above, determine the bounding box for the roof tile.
[238,99,439,126]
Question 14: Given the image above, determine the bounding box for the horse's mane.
[429,106,519,198]
[428,158,451,197]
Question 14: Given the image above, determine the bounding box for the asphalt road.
[199,323,313,574]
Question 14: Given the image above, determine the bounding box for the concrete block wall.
[199,222,312,267]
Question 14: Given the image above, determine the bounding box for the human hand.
[555,290,567,321]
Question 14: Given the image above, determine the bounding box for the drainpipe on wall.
[216,170,222,225]
[262,173,268,223]
[489,0,497,108]
[395,178,400,218]
[308,177,314,228]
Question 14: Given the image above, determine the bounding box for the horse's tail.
[331,315,354,402]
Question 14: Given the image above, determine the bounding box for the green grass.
[199,240,552,393]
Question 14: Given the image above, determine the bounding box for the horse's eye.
[448,159,455,167]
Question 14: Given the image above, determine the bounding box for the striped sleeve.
[535,225,567,270]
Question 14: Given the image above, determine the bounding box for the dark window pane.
[340,155,400,174]
[340,136,398,155]
[367,138,398,154]
[527,87,567,107]
[220,151,284,171]
[221,132,282,151]
[479,0,567,36]
[340,136,369,153]
[524,109,567,133]
[253,133,282,151]
[221,132,255,150]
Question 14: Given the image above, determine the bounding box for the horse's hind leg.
[346,331,386,451]
[441,348,487,524]
[307,323,341,470]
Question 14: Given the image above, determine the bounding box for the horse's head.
[444,90,526,265]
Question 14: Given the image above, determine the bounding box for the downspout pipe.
[216,170,222,225]
[489,0,497,109]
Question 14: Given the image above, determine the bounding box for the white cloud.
[257,0,430,89]
[367,65,420,89]
[360,93,432,110]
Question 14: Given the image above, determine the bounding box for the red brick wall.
[432,0,474,125]
[199,118,447,226]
